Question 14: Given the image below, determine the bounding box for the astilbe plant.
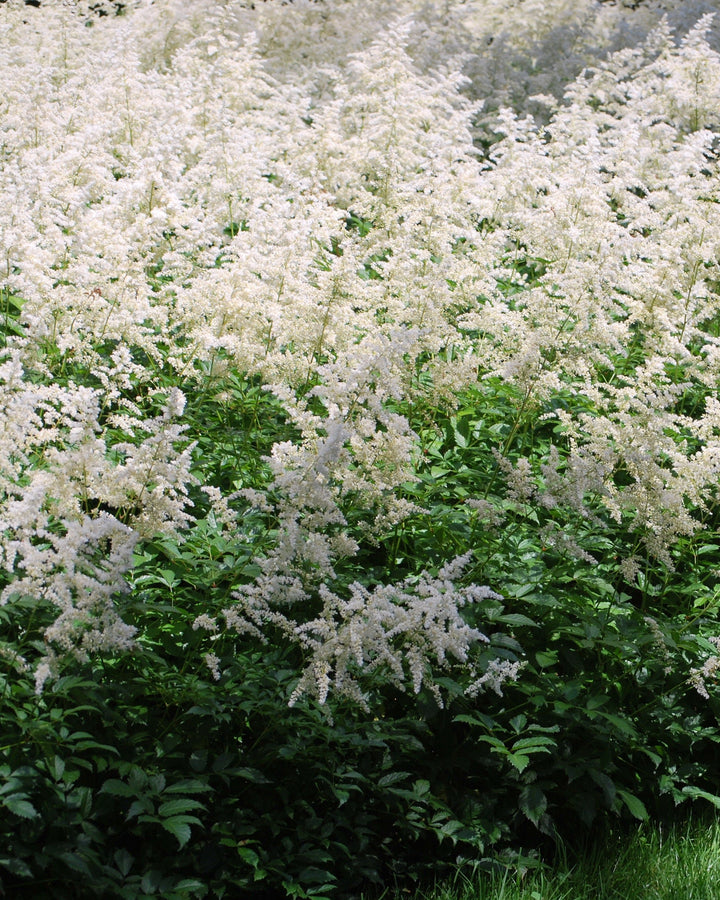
[0,349,195,686]
[2,1,720,893]
[455,15,720,571]
[0,1,515,700]
[0,0,719,699]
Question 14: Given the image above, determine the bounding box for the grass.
[380,815,720,900]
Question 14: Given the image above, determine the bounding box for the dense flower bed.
[1,1,720,896]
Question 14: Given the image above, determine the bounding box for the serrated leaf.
[162,778,213,794]
[114,849,134,877]
[211,752,234,773]
[161,816,200,848]
[71,739,120,756]
[189,750,207,773]
[510,714,527,733]
[452,429,468,449]
[127,798,153,820]
[238,846,260,867]
[681,786,720,808]
[75,785,93,817]
[491,634,524,652]
[617,789,648,821]
[412,779,431,798]
[164,821,190,849]
[148,774,166,794]
[58,851,91,875]
[453,713,484,727]
[140,869,163,893]
[298,865,337,885]
[378,771,411,788]
[506,752,531,773]
[519,785,547,827]
[511,737,555,752]
[599,712,638,738]
[50,756,65,781]
[475,735,506,750]
[590,770,616,805]
[174,879,208,891]
[504,583,537,599]
[127,768,148,793]
[0,857,34,878]
[100,779,136,797]
[232,767,271,784]
[158,798,206,818]
[0,779,22,796]
[586,694,609,711]
[497,613,537,627]
[4,796,38,819]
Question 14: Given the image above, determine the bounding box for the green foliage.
[0,289,25,347]
[386,813,720,900]
[3,10,720,893]
[0,614,496,897]
[368,373,720,858]
[0,369,491,897]
[3,323,720,896]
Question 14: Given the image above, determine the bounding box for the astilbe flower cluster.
[1,0,720,700]
[286,554,502,709]
[688,636,720,700]
[0,351,195,685]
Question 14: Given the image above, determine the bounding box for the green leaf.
[599,712,638,738]
[58,851,91,875]
[0,774,24,796]
[161,816,200,849]
[639,747,663,767]
[114,849,134,877]
[128,767,151,792]
[140,869,163,893]
[475,735,506,751]
[0,857,34,878]
[100,779,136,797]
[50,755,65,781]
[298,866,337,885]
[189,749,208,773]
[238,846,260,867]
[617,789,648,821]
[519,785,547,827]
[174,879,209,892]
[4,796,38,819]
[681,786,720,809]
[505,583,538,599]
[509,714,527,733]
[232,767,272,784]
[586,694,609,711]
[211,753,234,773]
[412,779,431,798]
[590,770,617,806]
[162,779,213,794]
[378,772,411,787]
[158,798,206,818]
[496,613,538,628]
[506,753,531,773]
[453,712,495,729]
[127,798,153,820]
[70,737,121,756]
[511,736,555,753]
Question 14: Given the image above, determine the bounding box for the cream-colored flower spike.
[2,0,720,700]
